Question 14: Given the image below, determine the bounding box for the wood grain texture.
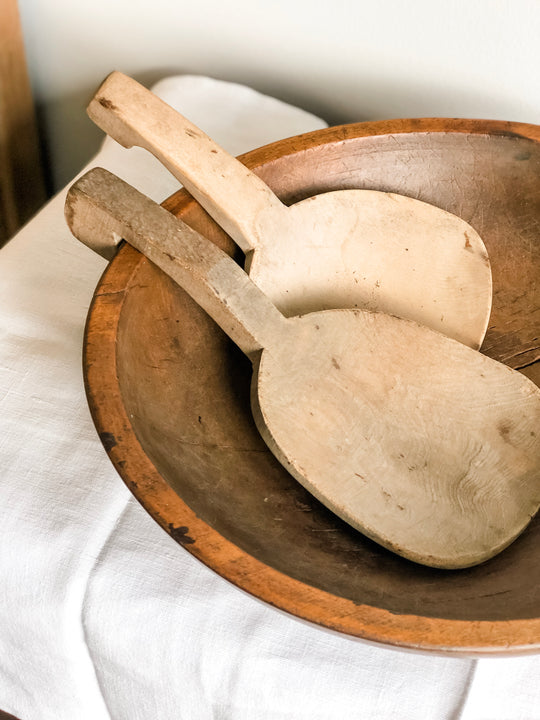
[68,168,540,570]
[83,119,540,653]
[86,72,492,350]
[0,0,46,244]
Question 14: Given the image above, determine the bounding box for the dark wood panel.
[0,0,46,244]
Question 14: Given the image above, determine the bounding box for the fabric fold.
[1,74,538,720]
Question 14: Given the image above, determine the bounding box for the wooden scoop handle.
[65,168,287,357]
[87,71,287,253]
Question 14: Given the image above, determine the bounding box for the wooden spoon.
[65,167,540,569]
[86,71,492,350]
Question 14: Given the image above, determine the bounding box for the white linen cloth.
[0,75,538,720]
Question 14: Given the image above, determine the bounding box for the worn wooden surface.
[68,167,540,570]
[83,119,540,653]
[0,0,46,244]
[86,72,492,350]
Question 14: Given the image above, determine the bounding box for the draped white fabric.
[0,76,538,720]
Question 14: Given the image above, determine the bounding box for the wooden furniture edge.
[0,0,46,245]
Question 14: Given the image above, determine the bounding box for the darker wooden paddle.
[65,167,540,569]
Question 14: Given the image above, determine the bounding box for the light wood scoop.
[66,168,540,570]
[86,71,492,350]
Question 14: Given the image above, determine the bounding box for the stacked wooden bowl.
[83,118,540,654]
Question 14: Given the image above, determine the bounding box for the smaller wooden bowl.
[84,119,540,654]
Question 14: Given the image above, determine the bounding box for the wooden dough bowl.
[84,118,540,655]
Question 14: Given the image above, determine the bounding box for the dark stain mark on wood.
[498,421,512,440]
[332,357,340,369]
[168,524,196,544]
[185,128,199,139]
[98,97,117,111]
[100,431,117,451]
[464,232,473,250]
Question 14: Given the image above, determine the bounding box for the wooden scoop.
[65,167,540,570]
[86,71,492,350]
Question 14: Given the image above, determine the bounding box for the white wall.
[18,0,540,191]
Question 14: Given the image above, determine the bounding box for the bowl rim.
[83,117,540,655]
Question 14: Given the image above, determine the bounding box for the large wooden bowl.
[84,119,540,654]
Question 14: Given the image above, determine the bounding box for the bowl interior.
[86,120,540,652]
